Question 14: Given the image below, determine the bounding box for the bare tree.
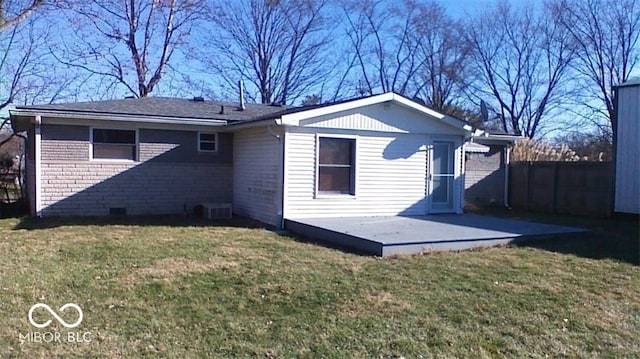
[0,16,76,205]
[339,0,425,97]
[0,0,49,112]
[410,2,470,113]
[463,2,574,138]
[1,17,75,113]
[0,0,44,31]
[202,0,332,105]
[56,0,205,98]
[550,0,640,139]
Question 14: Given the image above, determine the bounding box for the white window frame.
[315,134,358,198]
[90,127,139,162]
[198,132,218,153]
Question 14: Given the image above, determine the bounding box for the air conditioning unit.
[203,203,233,219]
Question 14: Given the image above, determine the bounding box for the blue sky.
[443,0,541,17]
[1,0,623,140]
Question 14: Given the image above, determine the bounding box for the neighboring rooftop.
[13,97,288,122]
[617,78,640,88]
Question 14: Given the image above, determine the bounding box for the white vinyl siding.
[614,83,640,214]
[284,128,429,218]
[299,102,458,134]
[233,127,282,226]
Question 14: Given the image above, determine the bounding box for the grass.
[0,213,638,358]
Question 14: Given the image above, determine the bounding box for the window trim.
[315,134,358,198]
[198,132,218,153]
[89,127,139,162]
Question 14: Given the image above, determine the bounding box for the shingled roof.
[14,97,288,123]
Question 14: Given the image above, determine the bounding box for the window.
[92,129,137,161]
[199,132,218,152]
[318,137,356,195]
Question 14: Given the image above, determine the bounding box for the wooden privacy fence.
[509,161,613,217]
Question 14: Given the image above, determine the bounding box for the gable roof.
[279,93,472,131]
[230,92,473,133]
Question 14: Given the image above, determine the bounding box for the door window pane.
[433,142,451,174]
[432,177,447,203]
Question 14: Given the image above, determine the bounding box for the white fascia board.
[225,118,283,131]
[474,133,524,144]
[10,109,228,127]
[465,142,491,153]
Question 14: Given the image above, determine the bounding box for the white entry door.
[429,140,455,212]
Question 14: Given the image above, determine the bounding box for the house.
[613,79,640,215]
[464,133,521,208]
[10,92,477,227]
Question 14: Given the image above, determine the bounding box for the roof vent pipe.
[239,80,246,111]
[219,105,225,114]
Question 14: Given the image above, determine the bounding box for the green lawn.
[0,213,638,358]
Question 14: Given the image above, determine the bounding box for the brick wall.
[464,145,505,206]
[39,124,232,216]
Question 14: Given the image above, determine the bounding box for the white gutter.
[474,134,524,143]
[10,109,228,127]
[225,118,283,131]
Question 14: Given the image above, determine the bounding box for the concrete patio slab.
[284,214,586,256]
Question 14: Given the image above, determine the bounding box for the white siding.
[299,102,462,135]
[233,127,282,226]
[615,84,640,214]
[283,127,429,218]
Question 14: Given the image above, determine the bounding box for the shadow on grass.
[468,207,639,266]
[12,214,269,231]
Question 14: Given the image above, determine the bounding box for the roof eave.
[225,117,284,131]
[9,108,228,127]
[473,133,524,144]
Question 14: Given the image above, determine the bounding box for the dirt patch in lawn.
[339,291,413,318]
[124,256,239,284]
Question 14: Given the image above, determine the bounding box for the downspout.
[267,122,285,229]
[504,145,511,208]
[34,115,42,217]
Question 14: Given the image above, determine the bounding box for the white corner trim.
[34,115,42,217]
